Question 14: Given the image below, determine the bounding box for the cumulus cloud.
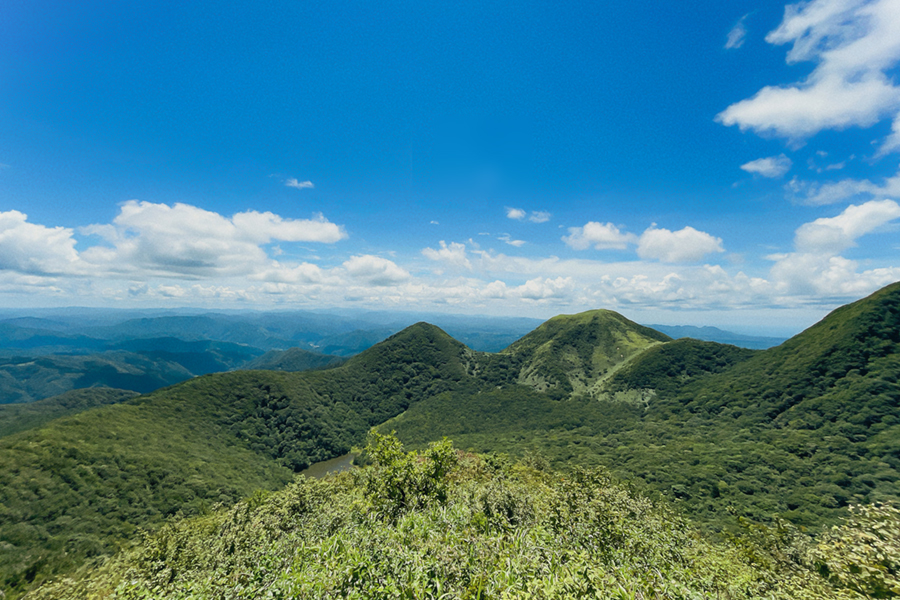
[563,222,637,250]
[79,201,346,278]
[515,277,575,300]
[529,211,551,223]
[766,199,900,296]
[231,210,345,244]
[740,154,793,178]
[342,255,410,286]
[0,210,82,276]
[793,199,900,253]
[422,241,472,270]
[726,14,749,49]
[506,207,527,220]
[717,0,900,145]
[285,178,314,189]
[636,226,725,263]
[769,252,900,297]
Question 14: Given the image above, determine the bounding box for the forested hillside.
[3,284,900,598]
[28,435,900,600]
[388,282,900,530]
[0,387,138,438]
[0,323,478,597]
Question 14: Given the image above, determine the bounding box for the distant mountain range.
[648,324,786,349]
[0,308,785,405]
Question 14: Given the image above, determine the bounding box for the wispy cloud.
[786,169,900,205]
[740,154,792,178]
[717,0,900,148]
[498,234,526,247]
[507,207,551,223]
[285,178,314,189]
[725,14,749,49]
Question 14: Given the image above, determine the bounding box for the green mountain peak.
[501,308,671,398]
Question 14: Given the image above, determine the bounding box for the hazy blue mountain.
[649,324,786,349]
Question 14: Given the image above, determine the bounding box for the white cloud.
[740,154,793,178]
[878,114,900,156]
[231,210,345,244]
[342,255,410,286]
[563,222,637,250]
[767,199,900,296]
[786,169,900,205]
[250,262,328,284]
[514,277,575,300]
[637,226,725,263]
[794,198,900,252]
[726,14,749,49]
[422,241,472,270]
[769,252,900,297]
[506,208,550,223]
[498,234,526,247]
[0,210,82,276]
[78,201,346,278]
[506,207,527,220]
[285,178,314,189]
[717,0,900,144]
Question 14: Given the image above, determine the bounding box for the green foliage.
[0,352,195,404]
[387,283,900,532]
[498,309,670,398]
[239,347,345,372]
[0,323,478,597]
[815,503,900,597]
[7,285,900,597]
[0,388,138,438]
[360,432,458,520]
[25,437,873,599]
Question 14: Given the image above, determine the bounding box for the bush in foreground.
[28,435,895,599]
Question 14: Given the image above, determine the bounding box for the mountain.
[649,324,786,349]
[0,323,476,597]
[387,282,900,530]
[0,387,138,438]
[4,285,900,597]
[240,347,346,371]
[498,309,671,399]
[0,352,196,404]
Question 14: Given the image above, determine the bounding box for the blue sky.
[1,0,899,334]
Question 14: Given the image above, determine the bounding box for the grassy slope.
[498,309,670,399]
[6,288,900,595]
